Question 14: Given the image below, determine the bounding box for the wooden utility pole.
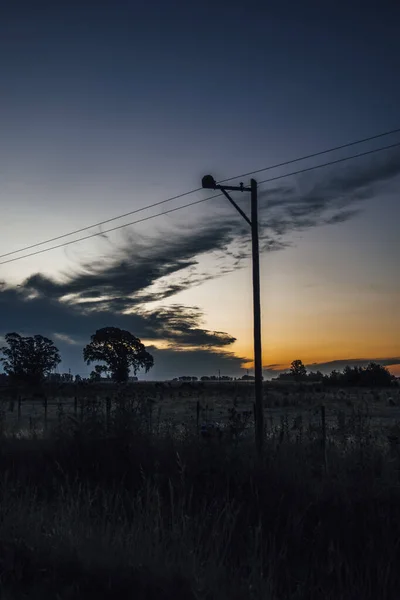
[250,178,264,457]
[201,175,264,457]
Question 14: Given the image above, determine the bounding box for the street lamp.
[201,175,264,457]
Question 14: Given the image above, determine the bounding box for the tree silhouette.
[324,362,395,387]
[90,369,101,382]
[83,327,154,383]
[290,359,307,381]
[0,332,61,385]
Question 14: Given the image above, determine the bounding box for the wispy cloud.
[143,346,248,379]
[259,146,400,238]
[1,148,399,377]
[15,146,400,312]
[53,333,80,345]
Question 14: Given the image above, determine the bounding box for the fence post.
[196,400,200,435]
[57,401,63,428]
[321,404,328,474]
[106,396,111,435]
[43,396,48,430]
[80,397,84,424]
[74,396,78,419]
[156,405,162,435]
[18,396,22,423]
[148,400,153,435]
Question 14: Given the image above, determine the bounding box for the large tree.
[290,359,307,381]
[83,327,154,383]
[0,332,61,384]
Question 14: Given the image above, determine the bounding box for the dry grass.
[1,380,399,437]
[0,382,400,598]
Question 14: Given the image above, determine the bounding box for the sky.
[0,1,399,379]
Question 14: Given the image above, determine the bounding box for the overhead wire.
[0,135,399,266]
[0,187,203,259]
[1,125,399,261]
[219,125,400,183]
[0,194,222,265]
[258,140,400,185]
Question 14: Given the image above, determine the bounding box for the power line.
[0,187,203,260]
[0,194,222,266]
[258,140,400,185]
[2,125,399,261]
[219,125,400,183]
[1,139,399,267]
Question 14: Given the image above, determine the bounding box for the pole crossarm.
[215,184,251,193]
[219,188,252,227]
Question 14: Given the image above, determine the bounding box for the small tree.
[83,327,154,383]
[363,362,394,387]
[290,359,307,382]
[90,369,101,382]
[61,372,74,382]
[307,370,324,382]
[0,332,61,385]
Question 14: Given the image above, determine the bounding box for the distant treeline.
[171,375,254,382]
[275,360,397,388]
[0,328,397,389]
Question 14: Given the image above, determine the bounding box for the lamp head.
[201,175,217,189]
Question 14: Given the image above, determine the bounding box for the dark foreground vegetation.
[1,389,400,599]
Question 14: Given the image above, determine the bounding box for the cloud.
[0,284,237,349]
[22,220,242,307]
[2,147,400,379]
[137,305,236,347]
[259,146,400,237]
[15,146,400,314]
[322,209,363,225]
[141,346,248,380]
[0,221,246,377]
[0,277,245,382]
[53,333,79,345]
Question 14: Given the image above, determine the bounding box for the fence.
[2,390,400,459]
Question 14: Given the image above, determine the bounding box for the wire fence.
[2,388,400,467]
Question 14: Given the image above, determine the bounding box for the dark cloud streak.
[1,148,399,378]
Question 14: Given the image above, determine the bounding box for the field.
[1,380,400,445]
[1,380,400,599]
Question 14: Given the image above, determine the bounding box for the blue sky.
[0,1,399,379]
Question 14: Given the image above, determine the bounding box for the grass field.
[1,380,400,445]
[1,381,400,598]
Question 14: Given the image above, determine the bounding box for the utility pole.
[201,175,264,457]
[250,179,264,458]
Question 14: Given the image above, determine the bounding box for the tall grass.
[1,390,400,599]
